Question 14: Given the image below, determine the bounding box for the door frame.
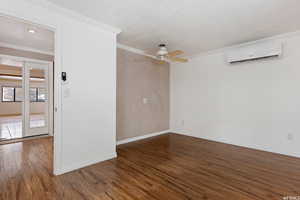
[23,60,53,137]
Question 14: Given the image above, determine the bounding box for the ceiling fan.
[155,44,188,64]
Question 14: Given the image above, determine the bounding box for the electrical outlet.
[143,98,148,104]
[287,133,294,141]
[181,120,185,127]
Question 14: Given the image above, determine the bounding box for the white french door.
[22,61,52,137]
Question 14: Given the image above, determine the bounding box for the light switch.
[64,88,70,98]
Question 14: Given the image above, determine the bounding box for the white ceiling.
[49,0,300,55]
[0,16,54,54]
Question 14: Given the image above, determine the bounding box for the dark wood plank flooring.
[1,133,300,199]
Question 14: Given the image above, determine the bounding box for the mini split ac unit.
[226,41,282,64]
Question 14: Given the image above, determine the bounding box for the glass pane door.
[24,62,49,137]
[0,63,24,141]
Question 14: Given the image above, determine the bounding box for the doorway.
[0,15,54,142]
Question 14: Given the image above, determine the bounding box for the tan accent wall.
[117,48,170,141]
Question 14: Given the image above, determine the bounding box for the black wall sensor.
[62,72,67,81]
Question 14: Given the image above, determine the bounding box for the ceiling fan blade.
[169,57,188,63]
[153,60,168,65]
[167,50,184,57]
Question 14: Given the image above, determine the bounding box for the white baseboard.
[117,130,170,145]
[54,152,117,175]
[171,131,300,159]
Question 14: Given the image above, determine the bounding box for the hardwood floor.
[1,133,300,200]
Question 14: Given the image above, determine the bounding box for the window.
[37,88,46,102]
[2,87,15,102]
[1,87,46,102]
[30,88,46,102]
[30,88,37,102]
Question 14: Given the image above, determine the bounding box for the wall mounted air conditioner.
[226,41,282,64]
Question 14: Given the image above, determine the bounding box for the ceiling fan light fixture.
[154,44,188,64]
[158,55,165,60]
[157,44,168,56]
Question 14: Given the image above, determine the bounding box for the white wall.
[0,0,120,174]
[171,33,300,158]
[60,20,117,173]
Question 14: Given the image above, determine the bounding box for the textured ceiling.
[48,0,300,55]
[0,16,54,54]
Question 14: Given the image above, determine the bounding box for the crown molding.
[189,30,300,59]
[27,0,121,34]
[117,43,159,60]
[117,43,146,55]
[0,42,54,56]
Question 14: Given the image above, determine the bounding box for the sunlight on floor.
[0,115,45,141]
